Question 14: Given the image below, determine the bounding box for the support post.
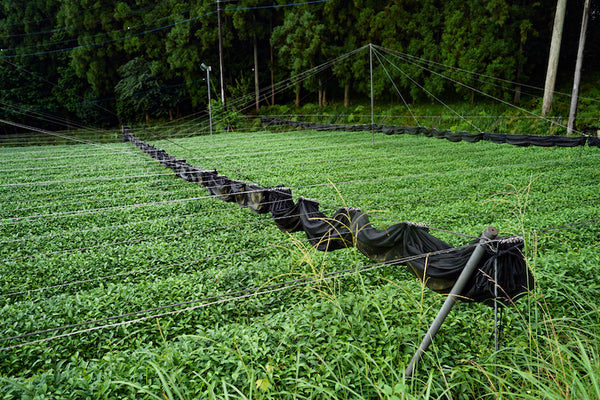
[494,257,499,379]
[568,0,591,135]
[405,226,498,377]
[254,33,260,112]
[201,64,213,136]
[217,0,226,110]
[122,125,130,142]
[369,43,374,147]
[542,0,567,116]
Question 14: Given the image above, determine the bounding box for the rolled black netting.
[261,117,592,148]
[123,127,534,304]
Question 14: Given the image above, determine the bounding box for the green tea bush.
[0,128,598,399]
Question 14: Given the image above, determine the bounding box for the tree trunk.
[514,42,523,105]
[254,33,260,112]
[270,16,275,106]
[542,0,567,115]
[344,83,350,108]
[318,78,323,108]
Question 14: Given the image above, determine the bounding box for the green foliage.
[116,58,161,122]
[1,0,599,128]
[1,128,599,398]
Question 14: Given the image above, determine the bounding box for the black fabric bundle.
[296,198,356,251]
[123,127,534,304]
[261,117,594,149]
[588,135,600,148]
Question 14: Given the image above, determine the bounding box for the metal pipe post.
[369,43,374,147]
[494,257,499,378]
[217,0,226,110]
[567,0,590,134]
[405,226,498,377]
[201,64,213,135]
[206,66,213,135]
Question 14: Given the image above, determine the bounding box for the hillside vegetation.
[1,0,599,130]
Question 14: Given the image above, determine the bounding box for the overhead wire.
[0,145,149,163]
[2,149,586,226]
[152,45,370,143]
[0,157,158,175]
[2,183,199,215]
[372,47,485,134]
[0,242,288,300]
[383,47,600,105]
[0,0,183,52]
[374,45,588,136]
[1,41,597,354]
[0,0,332,60]
[0,243,475,351]
[1,209,280,263]
[0,193,214,226]
[0,58,118,120]
[3,133,596,239]
[375,50,420,127]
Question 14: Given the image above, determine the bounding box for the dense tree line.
[0,0,598,130]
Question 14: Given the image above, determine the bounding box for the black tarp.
[269,187,303,233]
[261,118,593,149]
[296,198,356,251]
[123,127,535,304]
[349,211,532,303]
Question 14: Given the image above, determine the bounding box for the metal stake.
[217,0,226,110]
[405,226,498,377]
[201,63,213,135]
[494,257,499,378]
[369,43,374,147]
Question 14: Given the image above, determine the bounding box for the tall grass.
[109,180,599,400]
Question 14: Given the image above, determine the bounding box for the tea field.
[0,128,599,399]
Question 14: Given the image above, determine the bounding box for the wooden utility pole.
[542,0,567,116]
[217,0,226,109]
[568,0,591,134]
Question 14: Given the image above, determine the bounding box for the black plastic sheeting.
[123,127,534,305]
[261,117,599,148]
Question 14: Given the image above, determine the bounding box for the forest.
[1,0,599,130]
[2,2,600,398]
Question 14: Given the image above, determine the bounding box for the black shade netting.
[296,198,355,251]
[350,212,533,304]
[262,118,592,149]
[123,128,535,304]
[269,186,303,233]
